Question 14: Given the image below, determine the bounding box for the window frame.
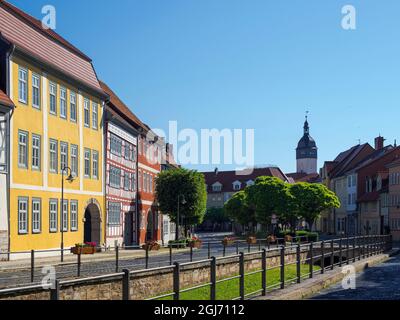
[70,91,77,123]
[84,98,90,127]
[92,150,99,179]
[109,165,121,188]
[92,102,98,129]
[49,81,57,115]
[31,134,41,171]
[32,198,42,234]
[60,141,68,172]
[49,139,58,173]
[108,202,121,226]
[70,200,78,232]
[49,199,58,233]
[18,66,28,104]
[59,86,67,119]
[18,130,29,169]
[32,73,41,109]
[18,197,29,235]
[70,144,78,177]
[61,199,69,232]
[84,148,91,178]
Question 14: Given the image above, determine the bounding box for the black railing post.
[262,249,267,296]
[169,244,173,265]
[122,269,130,300]
[248,242,251,253]
[358,236,361,260]
[296,244,301,283]
[330,240,334,270]
[173,262,180,301]
[208,242,211,259]
[346,237,350,265]
[321,241,325,274]
[236,241,239,255]
[339,238,343,267]
[280,246,285,289]
[239,252,245,300]
[309,242,314,279]
[190,245,193,262]
[258,240,261,252]
[223,243,226,257]
[353,237,356,263]
[210,257,216,300]
[30,250,35,283]
[145,246,149,269]
[50,279,60,300]
[77,252,81,277]
[115,245,119,272]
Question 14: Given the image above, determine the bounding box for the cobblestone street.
[311,254,400,300]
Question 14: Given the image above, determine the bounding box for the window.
[32,134,41,171]
[49,139,58,173]
[84,149,91,178]
[0,114,6,172]
[49,82,57,115]
[70,92,77,122]
[70,201,78,231]
[60,142,68,172]
[49,199,58,232]
[149,175,153,193]
[124,171,130,190]
[18,67,28,104]
[18,197,28,234]
[131,172,136,191]
[92,102,98,129]
[92,150,98,179]
[84,99,90,127]
[18,131,28,168]
[32,74,40,109]
[110,134,122,156]
[143,172,148,192]
[108,202,121,225]
[163,219,169,237]
[233,181,241,191]
[138,171,142,191]
[32,198,41,233]
[212,183,222,192]
[124,143,131,160]
[71,145,78,177]
[348,176,352,188]
[110,166,121,188]
[60,87,67,119]
[61,200,68,232]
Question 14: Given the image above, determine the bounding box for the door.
[124,212,132,246]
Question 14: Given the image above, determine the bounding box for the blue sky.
[9,0,400,173]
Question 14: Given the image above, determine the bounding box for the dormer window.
[232,180,241,191]
[212,182,222,192]
[246,180,254,187]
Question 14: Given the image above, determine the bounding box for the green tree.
[224,190,256,230]
[155,168,207,240]
[246,176,290,231]
[289,182,340,230]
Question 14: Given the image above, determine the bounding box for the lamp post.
[176,194,186,240]
[60,166,75,262]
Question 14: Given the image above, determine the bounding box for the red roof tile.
[0,89,13,107]
[286,172,320,183]
[0,1,103,94]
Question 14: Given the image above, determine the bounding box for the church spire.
[303,111,309,135]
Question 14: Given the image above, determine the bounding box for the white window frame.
[70,200,78,231]
[92,102,98,129]
[110,134,122,156]
[92,150,98,179]
[49,139,58,173]
[49,82,57,115]
[32,198,41,234]
[60,87,67,119]
[18,130,28,169]
[71,144,78,177]
[60,142,68,172]
[108,202,121,225]
[18,197,29,234]
[49,199,58,233]
[18,66,28,104]
[32,73,41,109]
[84,148,91,178]
[84,98,90,127]
[61,199,68,232]
[32,134,41,171]
[110,165,121,188]
[70,91,77,122]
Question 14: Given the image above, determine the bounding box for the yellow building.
[0,1,107,256]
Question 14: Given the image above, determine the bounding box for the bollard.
[173,262,180,301]
[77,252,81,277]
[223,243,226,257]
[309,242,314,279]
[169,244,172,265]
[50,280,60,300]
[190,245,193,262]
[346,237,350,265]
[145,246,149,269]
[122,269,130,300]
[262,249,267,296]
[248,242,251,253]
[236,241,239,255]
[296,244,301,283]
[330,240,334,270]
[239,252,245,300]
[339,238,343,267]
[280,246,285,289]
[31,250,35,283]
[115,245,119,272]
[321,241,325,274]
[210,257,216,300]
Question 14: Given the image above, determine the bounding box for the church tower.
[296,115,318,174]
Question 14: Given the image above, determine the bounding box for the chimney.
[375,136,384,150]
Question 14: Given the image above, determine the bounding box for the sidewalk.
[0,247,189,272]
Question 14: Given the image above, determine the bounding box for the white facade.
[0,112,8,255]
[296,158,317,175]
[162,215,176,244]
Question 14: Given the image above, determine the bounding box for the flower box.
[267,235,277,244]
[188,240,202,249]
[247,236,257,245]
[142,242,160,251]
[284,235,293,242]
[71,246,96,255]
[222,238,235,246]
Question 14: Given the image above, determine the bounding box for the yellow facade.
[9,57,105,252]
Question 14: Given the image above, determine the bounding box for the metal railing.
[0,234,390,300]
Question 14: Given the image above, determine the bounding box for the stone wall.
[0,248,308,300]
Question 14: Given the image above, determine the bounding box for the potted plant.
[267,235,277,244]
[222,236,235,246]
[246,236,257,244]
[188,236,202,249]
[284,234,293,243]
[71,242,97,255]
[142,240,161,251]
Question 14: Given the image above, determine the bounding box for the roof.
[203,167,289,193]
[99,81,145,131]
[348,145,395,174]
[0,1,103,94]
[286,172,321,183]
[358,191,380,203]
[329,144,371,178]
[0,89,13,107]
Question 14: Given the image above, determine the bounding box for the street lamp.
[60,166,75,262]
[176,194,186,240]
